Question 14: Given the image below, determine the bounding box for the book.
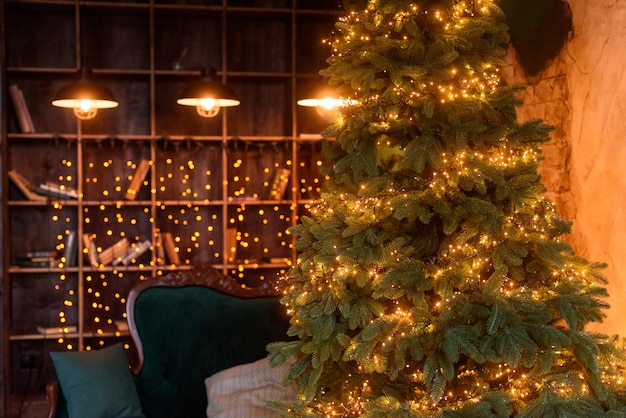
[125,159,151,200]
[98,237,131,266]
[8,170,47,201]
[26,256,56,262]
[266,168,291,200]
[82,233,100,267]
[115,239,151,266]
[15,250,57,260]
[35,184,78,200]
[17,257,56,268]
[37,325,77,335]
[155,229,166,266]
[8,84,35,133]
[38,182,79,199]
[225,228,238,263]
[63,231,78,267]
[161,232,180,265]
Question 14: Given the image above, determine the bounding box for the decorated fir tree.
[269,0,626,416]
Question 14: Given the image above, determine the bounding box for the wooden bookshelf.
[1,0,342,414]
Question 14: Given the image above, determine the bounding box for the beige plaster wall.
[502,0,626,336]
[567,0,626,335]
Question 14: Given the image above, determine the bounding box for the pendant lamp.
[177,67,240,118]
[52,67,119,120]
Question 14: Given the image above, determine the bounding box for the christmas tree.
[269,0,626,416]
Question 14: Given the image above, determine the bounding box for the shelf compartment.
[82,204,154,266]
[155,205,223,266]
[9,207,77,269]
[226,203,293,264]
[80,74,152,136]
[225,9,291,73]
[10,272,79,338]
[8,73,79,135]
[154,75,225,136]
[4,1,76,69]
[81,271,145,341]
[7,136,77,203]
[227,139,293,200]
[294,141,326,200]
[153,8,222,72]
[155,139,223,202]
[82,5,150,70]
[82,139,152,201]
[226,77,292,136]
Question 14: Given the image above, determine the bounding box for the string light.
[43,137,325,350]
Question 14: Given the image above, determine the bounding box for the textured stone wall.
[502,0,626,336]
[501,48,574,222]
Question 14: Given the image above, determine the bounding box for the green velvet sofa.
[46,266,291,418]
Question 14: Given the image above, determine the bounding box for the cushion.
[50,343,145,418]
[205,356,296,418]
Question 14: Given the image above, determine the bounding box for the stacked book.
[8,170,78,201]
[82,235,153,267]
[15,250,58,268]
[35,182,79,199]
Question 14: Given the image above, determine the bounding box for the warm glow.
[51,97,118,120]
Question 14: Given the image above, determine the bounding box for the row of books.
[82,230,179,267]
[16,227,291,269]
[8,160,151,202]
[14,229,179,269]
[8,162,290,202]
[15,250,60,268]
[14,231,77,268]
[8,170,78,201]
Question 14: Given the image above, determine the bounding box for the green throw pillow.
[50,343,145,418]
